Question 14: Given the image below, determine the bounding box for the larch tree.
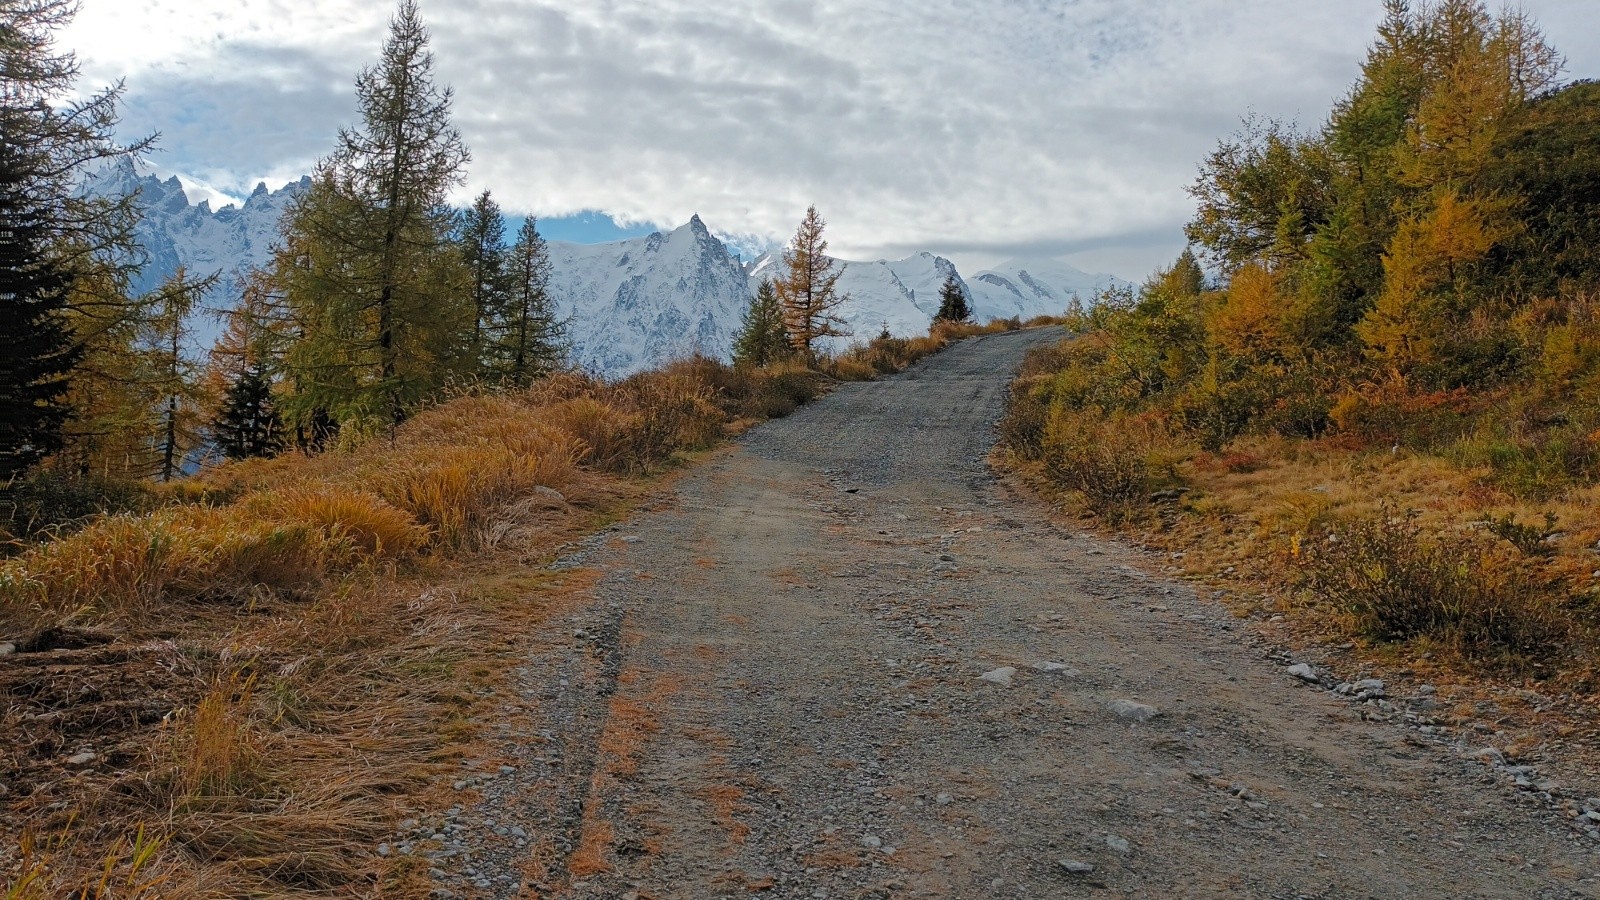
[275,0,472,431]
[135,267,211,481]
[933,272,971,324]
[775,206,850,361]
[495,216,565,385]
[732,278,789,368]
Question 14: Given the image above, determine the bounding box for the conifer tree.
[933,273,972,323]
[732,279,789,368]
[137,268,211,481]
[458,189,508,357]
[0,145,79,479]
[275,0,472,430]
[775,206,850,361]
[208,275,283,461]
[1,0,151,477]
[495,217,565,385]
[214,369,282,461]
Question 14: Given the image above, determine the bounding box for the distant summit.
[82,161,308,297]
[85,167,1127,376]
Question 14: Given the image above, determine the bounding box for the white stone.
[1286,663,1319,683]
[978,667,1017,686]
[1106,699,1159,722]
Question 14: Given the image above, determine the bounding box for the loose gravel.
[402,328,1599,899]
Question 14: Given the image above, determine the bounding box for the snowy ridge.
[747,250,1124,354]
[89,168,1126,377]
[84,160,308,297]
[546,215,752,377]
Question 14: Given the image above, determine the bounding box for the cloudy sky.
[63,0,1600,280]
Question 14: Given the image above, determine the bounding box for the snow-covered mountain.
[547,215,752,376]
[746,250,1122,353]
[88,167,1126,376]
[966,258,1123,320]
[83,160,308,297]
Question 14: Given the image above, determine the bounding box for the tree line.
[0,0,981,499]
[1035,0,1599,461]
[734,204,973,368]
[0,0,567,491]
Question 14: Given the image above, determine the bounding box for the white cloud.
[64,0,1600,279]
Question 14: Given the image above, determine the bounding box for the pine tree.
[275,0,472,431]
[933,273,972,323]
[0,144,80,479]
[732,279,789,368]
[495,217,565,385]
[458,189,508,359]
[775,206,850,361]
[0,0,151,478]
[207,274,284,461]
[214,368,282,461]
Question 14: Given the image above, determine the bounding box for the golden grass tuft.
[0,327,987,894]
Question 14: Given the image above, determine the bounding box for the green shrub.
[0,472,155,547]
[1297,510,1572,665]
[1451,422,1600,499]
[1039,407,1176,521]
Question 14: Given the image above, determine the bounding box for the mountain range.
[85,162,1127,377]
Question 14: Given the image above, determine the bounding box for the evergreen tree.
[933,272,972,323]
[0,145,79,479]
[495,216,565,385]
[1,0,151,478]
[732,279,789,368]
[775,206,850,361]
[457,189,508,359]
[207,274,284,461]
[275,0,472,430]
[214,368,283,461]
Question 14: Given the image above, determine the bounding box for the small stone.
[499,765,516,775]
[531,486,566,504]
[1106,699,1159,722]
[0,642,16,657]
[377,843,391,857]
[620,535,642,544]
[1583,798,1600,813]
[979,667,1017,686]
[861,834,882,849]
[1059,860,1095,876]
[1352,678,1386,698]
[1470,747,1505,765]
[1286,663,1319,683]
[1105,835,1131,854]
[935,793,953,805]
[1034,662,1076,675]
[65,751,96,766]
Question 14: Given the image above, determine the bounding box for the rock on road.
[444,328,1598,899]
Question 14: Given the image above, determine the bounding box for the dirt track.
[435,328,1599,899]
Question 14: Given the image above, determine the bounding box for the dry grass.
[0,328,993,895]
[1002,338,1600,684]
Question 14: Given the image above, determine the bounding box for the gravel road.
[417,328,1599,899]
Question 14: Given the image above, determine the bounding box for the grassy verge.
[0,320,1015,897]
[1001,339,1600,686]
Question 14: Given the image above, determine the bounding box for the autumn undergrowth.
[0,325,1002,897]
[1001,334,1600,683]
